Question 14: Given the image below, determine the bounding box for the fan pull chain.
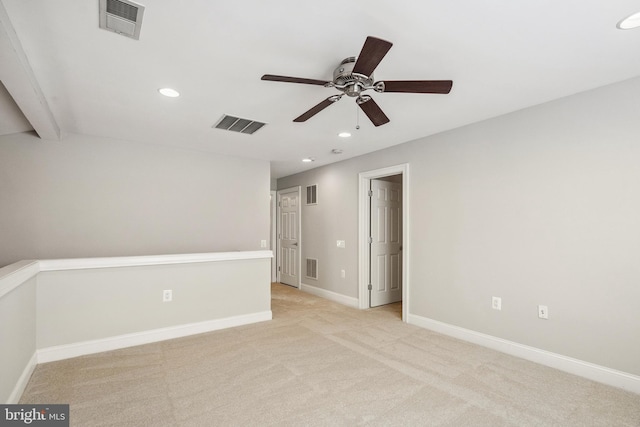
[356,104,360,130]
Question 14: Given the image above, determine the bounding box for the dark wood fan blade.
[352,36,393,77]
[358,97,390,127]
[293,97,338,122]
[261,74,329,86]
[381,80,453,94]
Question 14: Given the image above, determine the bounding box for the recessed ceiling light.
[302,158,314,163]
[158,88,180,97]
[617,12,640,29]
[338,132,351,138]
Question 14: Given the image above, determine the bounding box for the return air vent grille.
[306,185,318,205]
[99,0,145,40]
[107,0,138,21]
[214,115,267,135]
[306,258,318,280]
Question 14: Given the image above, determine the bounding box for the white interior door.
[370,179,402,307]
[278,188,300,287]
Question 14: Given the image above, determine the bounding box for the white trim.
[300,282,359,308]
[7,352,37,404]
[1,252,273,298]
[37,311,273,364]
[276,186,302,288]
[358,163,410,322]
[408,313,640,394]
[270,190,278,283]
[0,261,39,299]
[38,250,272,272]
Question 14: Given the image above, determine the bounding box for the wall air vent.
[99,0,145,40]
[213,115,267,135]
[306,184,318,205]
[306,258,318,280]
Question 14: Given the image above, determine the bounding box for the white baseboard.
[37,311,272,364]
[408,313,640,395]
[7,352,37,404]
[300,283,359,308]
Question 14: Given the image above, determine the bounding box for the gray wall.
[37,258,271,349]
[278,76,640,375]
[0,132,271,267]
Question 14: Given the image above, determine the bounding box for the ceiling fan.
[261,36,453,127]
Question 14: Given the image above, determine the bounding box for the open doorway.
[358,164,409,321]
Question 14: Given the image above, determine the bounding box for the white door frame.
[358,164,410,321]
[270,190,277,283]
[277,186,302,288]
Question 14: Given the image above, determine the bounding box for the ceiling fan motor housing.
[333,57,374,97]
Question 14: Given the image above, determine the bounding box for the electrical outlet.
[340,269,346,279]
[163,289,172,302]
[260,240,267,248]
[492,296,502,311]
[336,240,346,248]
[538,305,548,319]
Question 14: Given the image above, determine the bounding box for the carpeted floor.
[20,283,640,426]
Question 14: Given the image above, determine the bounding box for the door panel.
[370,179,402,307]
[390,253,401,291]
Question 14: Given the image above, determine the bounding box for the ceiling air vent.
[99,0,145,40]
[213,115,267,135]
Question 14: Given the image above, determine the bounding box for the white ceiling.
[1,0,640,178]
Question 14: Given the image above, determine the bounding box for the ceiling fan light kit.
[262,36,453,127]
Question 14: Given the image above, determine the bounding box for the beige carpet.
[20,283,640,426]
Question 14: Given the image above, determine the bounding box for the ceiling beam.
[0,1,61,140]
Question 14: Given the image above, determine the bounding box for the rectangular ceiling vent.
[99,0,145,40]
[213,115,267,135]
